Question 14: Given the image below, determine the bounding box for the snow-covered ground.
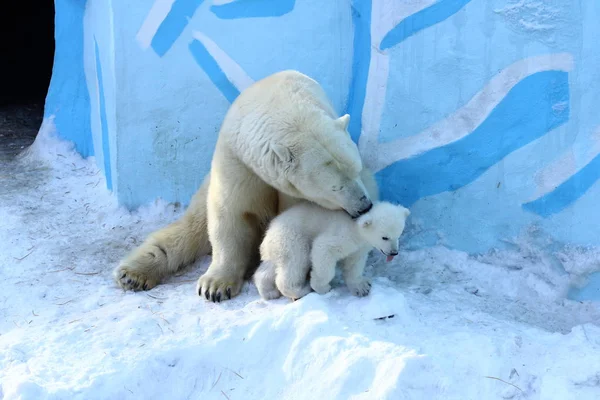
[1,120,600,400]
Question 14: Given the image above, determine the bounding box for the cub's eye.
[382,237,389,241]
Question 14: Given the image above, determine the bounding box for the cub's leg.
[274,236,312,300]
[309,236,344,295]
[253,261,282,300]
[340,249,371,297]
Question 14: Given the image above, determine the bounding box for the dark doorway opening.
[0,0,55,160]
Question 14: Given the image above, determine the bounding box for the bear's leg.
[113,175,212,291]
[198,155,278,302]
[253,261,282,300]
[341,250,371,297]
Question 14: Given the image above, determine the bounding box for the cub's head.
[356,202,410,262]
[269,113,373,217]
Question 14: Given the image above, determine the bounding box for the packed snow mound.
[1,119,599,399]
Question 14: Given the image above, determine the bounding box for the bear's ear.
[270,143,294,168]
[403,208,411,218]
[336,114,350,131]
[358,214,372,228]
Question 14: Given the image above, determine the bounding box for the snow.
[1,119,600,399]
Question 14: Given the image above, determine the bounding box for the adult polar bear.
[114,70,378,302]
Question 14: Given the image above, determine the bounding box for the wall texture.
[49,0,600,260]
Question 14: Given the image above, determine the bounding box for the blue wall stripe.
[94,38,113,191]
[189,39,241,103]
[345,0,372,143]
[380,0,472,50]
[522,152,600,217]
[44,0,93,157]
[379,71,570,206]
[210,0,295,19]
[151,0,204,57]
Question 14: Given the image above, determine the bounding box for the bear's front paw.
[197,271,243,303]
[310,278,331,295]
[347,278,371,297]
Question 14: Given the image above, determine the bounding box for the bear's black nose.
[358,202,373,216]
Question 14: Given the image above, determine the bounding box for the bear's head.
[269,113,374,218]
[356,202,410,262]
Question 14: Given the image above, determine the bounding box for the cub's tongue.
[386,255,395,262]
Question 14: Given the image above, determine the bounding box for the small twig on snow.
[484,376,523,392]
[146,293,167,300]
[14,248,35,261]
[48,267,75,273]
[211,372,223,391]
[226,368,244,379]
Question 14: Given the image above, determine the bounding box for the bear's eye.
[382,237,389,241]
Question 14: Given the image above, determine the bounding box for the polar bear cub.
[254,201,410,300]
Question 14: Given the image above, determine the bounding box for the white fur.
[254,201,410,301]
[113,70,377,302]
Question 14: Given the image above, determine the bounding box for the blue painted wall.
[45,0,93,157]
[48,0,600,286]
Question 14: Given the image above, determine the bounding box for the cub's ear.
[358,213,372,228]
[403,208,411,218]
[269,143,295,168]
[336,114,350,131]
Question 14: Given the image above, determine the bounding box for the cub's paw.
[310,279,332,295]
[114,264,158,292]
[260,288,283,301]
[347,278,371,297]
[256,281,282,300]
[197,271,243,303]
[280,283,312,301]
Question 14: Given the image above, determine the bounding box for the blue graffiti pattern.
[210,0,295,19]
[151,0,295,57]
[380,0,472,50]
[345,0,470,145]
[345,0,372,143]
[378,71,570,206]
[151,0,205,57]
[94,38,113,190]
[523,152,600,217]
[142,0,599,217]
[189,39,241,103]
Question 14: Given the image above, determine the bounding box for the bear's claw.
[347,278,371,297]
[113,266,158,292]
[197,273,243,303]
